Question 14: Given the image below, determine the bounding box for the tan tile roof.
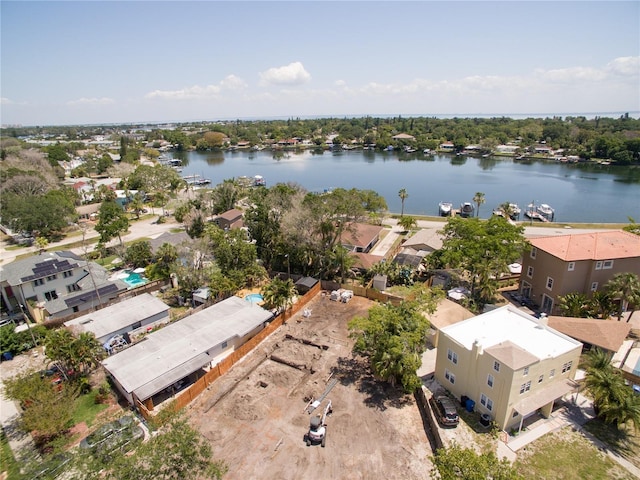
[484,340,540,370]
[530,230,640,261]
[350,252,383,270]
[340,223,384,249]
[547,316,631,353]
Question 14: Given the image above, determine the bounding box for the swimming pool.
[122,271,148,289]
[245,293,264,304]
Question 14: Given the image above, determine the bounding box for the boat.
[525,203,554,222]
[537,203,555,221]
[438,202,453,217]
[253,175,266,187]
[459,202,475,218]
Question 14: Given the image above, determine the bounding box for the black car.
[433,395,459,427]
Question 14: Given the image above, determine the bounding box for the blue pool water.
[123,271,148,289]
[245,293,264,304]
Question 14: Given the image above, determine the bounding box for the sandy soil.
[186,293,434,480]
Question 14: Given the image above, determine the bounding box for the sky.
[1,1,639,126]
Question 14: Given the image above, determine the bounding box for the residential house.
[435,305,582,432]
[392,133,415,141]
[519,231,640,315]
[340,223,384,253]
[102,296,273,410]
[64,293,170,346]
[495,145,520,154]
[439,142,455,152]
[0,251,127,320]
[76,203,101,222]
[547,316,631,355]
[213,208,244,230]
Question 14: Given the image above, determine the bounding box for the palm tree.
[398,215,417,232]
[261,277,297,314]
[606,272,640,322]
[398,189,408,217]
[589,291,615,319]
[558,292,591,317]
[473,192,485,218]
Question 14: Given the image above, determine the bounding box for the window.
[523,366,529,376]
[538,374,544,383]
[33,278,45,287]
[66,284,81,293]
[550,369,555,378]
[46,274,57,281]
[590,282,598,292]
[527,266,534,278]
[131,322,142,329]
[562,361,573,373]
[63,270,73,278]
[530,247,537,259]
[222,341,228,349]
[444,369,455,384]
[72,306,79,313]
[447,349,458,365]
[595,261,603,270]
[512,410,519,418]
[519,381,531,394]
[486,397,493,411]
[546,277,554,290]
[493,361,500,373]
[487,374,494,388]
[603,260,614,269]
[44,290,58,301]
[567,262,575,271]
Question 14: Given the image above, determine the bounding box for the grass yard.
[514,427,636,480]
[71,390,110,428]
[583,417,640,470]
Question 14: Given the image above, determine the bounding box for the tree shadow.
[334,356,413,411]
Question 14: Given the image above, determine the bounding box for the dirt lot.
[187,293,434,480]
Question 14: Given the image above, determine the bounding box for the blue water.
[173,150,640,223]
[245,293,264,303]
[123,271,148,288]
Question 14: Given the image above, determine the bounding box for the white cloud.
[334,79,347,87]
[145,74,248,100]
[259,62,311,87]
[605,56,640,76]
[67,97,115,106]
[1,97,14,105]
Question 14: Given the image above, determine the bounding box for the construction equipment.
[305,400,332,447]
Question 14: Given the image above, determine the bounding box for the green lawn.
[583,417,640,470]
[514,427,636,479]
[71,390,110,428]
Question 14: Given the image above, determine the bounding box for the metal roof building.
[102,296,273,407]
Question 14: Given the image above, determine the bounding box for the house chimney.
[538,312,548,327]
[472,339,483,359]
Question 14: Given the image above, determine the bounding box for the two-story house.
[519,231,640,314]
[435,304,582,432]
[0,251,127,320]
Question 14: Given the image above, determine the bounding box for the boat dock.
[524,210,549,222]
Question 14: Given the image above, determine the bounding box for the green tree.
[3,370,79,448]
[147,243,179,280]
[325,245,357,283]
[439,216,527,310]
[606,272,640,322]
[100,416,227,480]
[95,201,129,247]
[398,188,408,217]
[261,277,297,314]
[124,240,153,269]
[558,292,591,317]
[45,328,104,378]
[473,191,485,218]
[398,215,417,232]
[431,443,522,480]
[45,143,70,166]
[348,296,437,392]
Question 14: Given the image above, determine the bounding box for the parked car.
[432,395,459,427]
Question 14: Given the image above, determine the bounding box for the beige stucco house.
[519,230,640,315]
[435,305,582,432]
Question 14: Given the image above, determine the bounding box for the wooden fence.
[142,281,323,417]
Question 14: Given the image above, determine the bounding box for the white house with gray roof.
[0,251,127,320]
[102,296,273,408]
[434,304,582,432]
[64,293,170,345]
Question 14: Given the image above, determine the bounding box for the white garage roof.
[64,293,169,340]
[102,296,273,401]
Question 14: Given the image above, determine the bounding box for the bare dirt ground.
[187,293,434,480]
